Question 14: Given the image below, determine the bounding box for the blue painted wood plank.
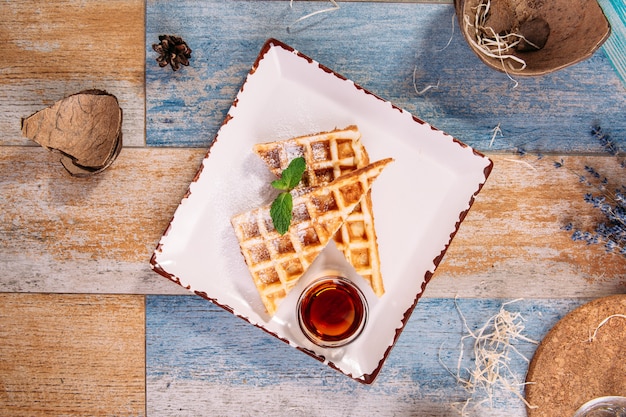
[146,1,625,154]
[146,295,588,415]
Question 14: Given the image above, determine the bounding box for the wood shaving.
[588,314,626,342]
[441,298,539,415]
[489,123,503,147]
[287,0,340,32]
[412,65,440,95]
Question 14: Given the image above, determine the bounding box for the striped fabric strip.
[599,0,626,87]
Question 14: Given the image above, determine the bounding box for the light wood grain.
[1,0,145,147]
[0,146,200,295]
[0,293,145,417]
[1,147,624,297]
[427,153,626,299]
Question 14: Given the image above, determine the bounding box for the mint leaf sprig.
[270,157,306,235]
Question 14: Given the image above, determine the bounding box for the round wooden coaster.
[525,295,626,417]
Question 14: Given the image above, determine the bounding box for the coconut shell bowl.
[455,0,611,76]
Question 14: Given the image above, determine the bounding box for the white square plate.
[151,39,493,384]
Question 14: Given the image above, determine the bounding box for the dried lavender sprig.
[560,124,626,257]
[592,124,620,156]
[568,188,626,256]
[565,223,626,255]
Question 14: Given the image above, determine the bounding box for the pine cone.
[152,35,192,71]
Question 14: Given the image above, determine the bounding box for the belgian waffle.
[253,126,385,297]
[231,158,393,315]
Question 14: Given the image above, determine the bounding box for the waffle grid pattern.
[231,159,391,314]
[253,126,385,297]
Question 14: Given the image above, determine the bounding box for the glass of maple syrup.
[297,275,368,348]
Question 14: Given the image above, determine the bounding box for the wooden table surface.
[1,1,625,416]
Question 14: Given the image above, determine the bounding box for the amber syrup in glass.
[297,277,367,347]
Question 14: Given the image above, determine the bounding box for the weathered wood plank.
[0,146,200,295]
[1,147,624,296]
[1,0,145,147]
[427,153,626,299]
[0,293,145,417]
[146,1,625,152]
[146,295,588,416]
